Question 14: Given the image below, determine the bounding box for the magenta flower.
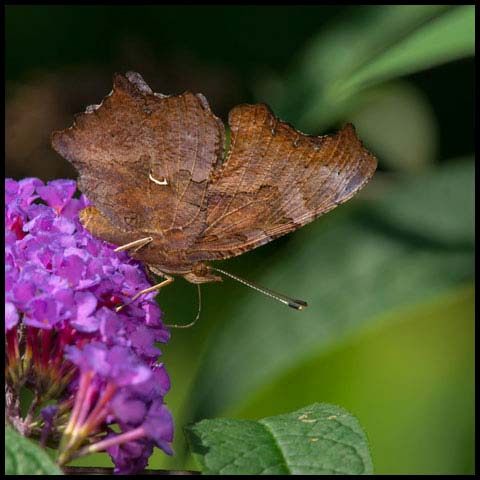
[5,178,173,474]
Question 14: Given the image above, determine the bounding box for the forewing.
[51,72,225,243]
[189,104,377,261]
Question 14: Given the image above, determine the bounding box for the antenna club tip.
[289,300,308,310]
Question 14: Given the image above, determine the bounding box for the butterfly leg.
[131,274,174,303]
[164,284,202,329]
[115,270,174,312]
[114,236,153,253]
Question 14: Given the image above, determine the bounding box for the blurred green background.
[6,5,474,475]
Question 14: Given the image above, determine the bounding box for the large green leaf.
[336,5,475,98]
[186,160,474,421]
[367,159,474,247]
[234,285,475,474]
[185,403,372,475]
[261,5,474,131]
[5,425,62,475]
[347,82,439,172]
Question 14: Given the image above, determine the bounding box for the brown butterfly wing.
[188,104,377,262]
[52,73,376,273]
[51,72,225,246]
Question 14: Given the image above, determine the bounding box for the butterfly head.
[183,264,222,284]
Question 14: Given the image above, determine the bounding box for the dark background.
[5,5,474,180]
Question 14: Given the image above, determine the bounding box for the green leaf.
[187,160,474,421]
[5,425,63,475]
[368,159,474,247]
[262,5,474,131]
[348,82,438,172]
[336,5,475,98]
[302,6,448,92]
[185,403,372,475]
[234,285,474,474]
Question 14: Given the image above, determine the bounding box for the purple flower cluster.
[5,178,173,473]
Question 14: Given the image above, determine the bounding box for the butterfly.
[51,71,377,320]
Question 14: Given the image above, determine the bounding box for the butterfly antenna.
[210,267,308,310]
[164,284,202,329]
